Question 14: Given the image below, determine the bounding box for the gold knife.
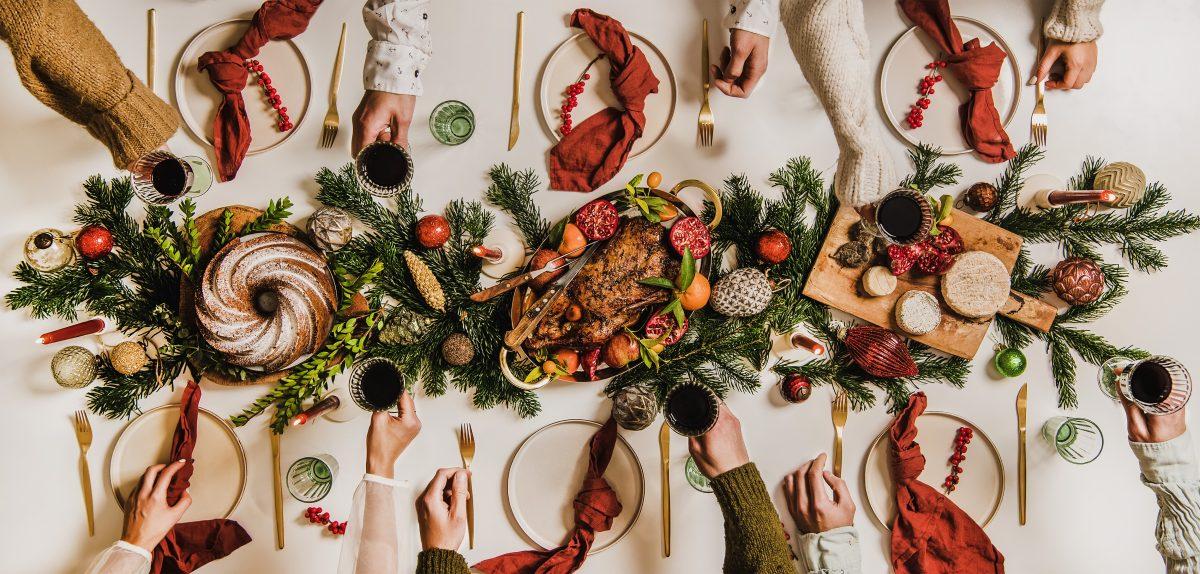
[659,422,671,558]
[507,12,524,151]
[1016,383,1028,526]
[270,431,285,549]
[147,9,156,92]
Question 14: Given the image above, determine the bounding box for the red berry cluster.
[559,56,604,137]
[245,59,293,132]
[304,506,348,536]
[907,60,947,129]
[943,426,973,493]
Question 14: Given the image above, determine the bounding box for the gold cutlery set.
[457,423,477,549]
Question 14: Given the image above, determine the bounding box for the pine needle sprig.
[985,143,1044,222]
[899,144,962,193]
[484,164,550,249]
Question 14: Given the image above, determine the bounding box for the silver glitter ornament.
[52,345,97,388]
[612,385,658,431]
[307,207,353,252]
[709,268,773,317]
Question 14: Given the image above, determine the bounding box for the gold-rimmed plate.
[109,403,247,520]
[505,419,644,553]
[862,411,1003,529]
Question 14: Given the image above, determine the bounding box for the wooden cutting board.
[802,206,1055,359]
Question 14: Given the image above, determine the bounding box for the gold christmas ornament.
[403,250,446,312]
[52,345,97,388]
[1094,162,1146,209]
[440,333,475,365]
[109,340,149,375]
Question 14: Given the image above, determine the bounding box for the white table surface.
[1,1,1197,572]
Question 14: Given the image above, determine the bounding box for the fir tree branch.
[485,164,550,249]
[900,144,962,193]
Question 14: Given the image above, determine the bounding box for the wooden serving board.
[802,206,1055,359]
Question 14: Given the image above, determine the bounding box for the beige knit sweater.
[0,0,178,168]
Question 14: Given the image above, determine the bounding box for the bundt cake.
[196,233,337,372]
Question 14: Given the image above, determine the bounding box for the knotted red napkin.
[889,392,1004,574]
[198,0,322,181]
[897,0,1015,163]
[473,418,623,574]
[151,381,251,574]
[548,9,659,192]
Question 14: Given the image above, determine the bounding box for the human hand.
[783,453,856,534]
[366,390,421,478]
[352,91,417,156]
[1031,39,1098,91]
[711,29,770,98]
[121,459,193,552]
[688,402,750,478]
[416,467,470,551]
[1120,395,1187,444]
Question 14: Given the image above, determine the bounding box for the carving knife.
[469,243,593,303]
[503,242,599,349]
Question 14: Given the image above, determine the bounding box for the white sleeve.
[363,0,433,96]
[723,0,781,39]
[1130,431,1200,574]
[795,526,863,574]
[337,473,417,574]
[83,541,152,574]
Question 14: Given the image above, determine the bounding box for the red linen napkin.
[198,0,323,181]
[889,392,1004,574]
[150,381,251,574]
[473,418,623,574]
[548,9,659,192]
[897,0,1015,163]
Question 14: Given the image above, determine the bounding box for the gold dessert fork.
[74,410,95,536]
[320,23,348,149]
[457,423,475,549]
[697,19,714,147]
[831,392,848,477]
[1030,21,1048,148]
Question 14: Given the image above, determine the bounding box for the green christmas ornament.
[994,347,1027,378]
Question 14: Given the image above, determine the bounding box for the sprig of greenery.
[484,164,550,249]
[240,197,294,236]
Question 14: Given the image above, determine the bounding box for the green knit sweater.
[415,462,792,573]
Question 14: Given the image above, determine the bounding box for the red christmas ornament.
[755,229,792,265]
[415,215,451,249]
[843,325,918,378]
[779,374,812,403]
[75,225,114,260]
[943,426,973,493]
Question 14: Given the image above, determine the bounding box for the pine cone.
[403,250,446,312]
[1052,257,1105,305]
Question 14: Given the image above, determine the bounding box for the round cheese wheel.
[895,290,942,335]
[862,266,897,297]
[940,251,1010,319]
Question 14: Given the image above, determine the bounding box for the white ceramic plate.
[862,411,1003,529]
[109,404,247,520]
[174,19,312,155]
[879,17,1021,155]
[506,419,644,553]
[538,31,677,158]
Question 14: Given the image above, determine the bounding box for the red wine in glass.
[1115,355,1192,415]
[873,189,932,245]
[665,383,720,437]
[151,157,188,197]
[355,141,414,197]
[350,358,404,411]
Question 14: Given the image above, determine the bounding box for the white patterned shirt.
[363,0,433,96]
[725,0,780,38]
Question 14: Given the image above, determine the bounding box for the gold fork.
[320,23,348,149]
[73,410,95,536]
[457,423,476,549]
[697,19,714,147]
[831,392,849,477]
[1030,21,1048,148]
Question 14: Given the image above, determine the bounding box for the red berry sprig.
[943,426,973,493]
[907,60,947,129]
[559,55,604,137]
[245,59,293,132]
[304,506,348,536]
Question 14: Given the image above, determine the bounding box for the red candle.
[789,332,826,356]
[38,318,106,344]
[470,244,504,263]
[290,395,341,426]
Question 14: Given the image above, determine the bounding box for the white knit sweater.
[724,0,1106,207]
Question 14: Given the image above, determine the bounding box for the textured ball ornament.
[779,374,812,403]
[755,229,792,265]
[440,333,475,366]
[612,385,658,431]
[307,207,353,252]
[963,182,998,212]
[379,310,431,346]
[416,215,451,249]
[843,325,918,378]
[709,268,773,317]
[1051,257,1105,305]
[993,347,1027,378]
[109,341,149,375]
[52,345,97,388]
[75,225,114,260]
[1093,162,1146,209]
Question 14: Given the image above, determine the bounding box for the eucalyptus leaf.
[639,277,677,290]
[677,249,696,290]
[629,174,644,187]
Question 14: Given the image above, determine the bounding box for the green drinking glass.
[430,100,475,145]
[287,454,339,503]
[1042,416,1104,465]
